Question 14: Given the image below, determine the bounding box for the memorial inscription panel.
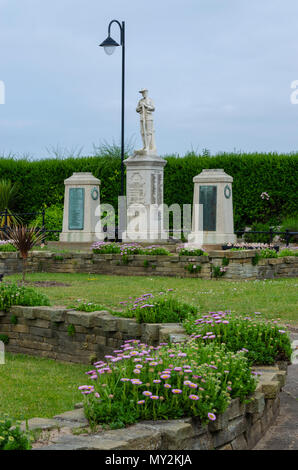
[69,188,85,230]
[199,185,217,231]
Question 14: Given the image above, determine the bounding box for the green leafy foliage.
[0,334,9,345]
[0,152,296,230]
[251,253,260,266]
[243,222,276,243]
[212,266,227,278]
[81,341,256,429]
[10,314,18,325]
[183,311,292,365]
[185,263,202,274]
[0,283,50,312]
[280,214,298,243]
[0,416,31,450]
[121,296,197,323]
[259,248,278,259]
[31,204,63,241]
[72,301,106,312]
[92,242,170,256]
[0,242,17,252]
[67,324,76,337]
[178,248,207,256]
[278,248,298,257]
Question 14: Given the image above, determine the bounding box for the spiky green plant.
[0,179,20,233]
[4,225,44,282]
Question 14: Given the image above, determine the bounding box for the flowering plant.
[119,292,197,323]
[92,242,170,256]
[177,246,207,257]
[0,283,50,312]
[80,340,256,429]
[0,416,31,450]
[184,311,292,365]
[185,263,202,274]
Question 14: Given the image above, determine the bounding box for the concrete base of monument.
[188,231,236,247]
[122,230,169,243]
[59,231,105,243]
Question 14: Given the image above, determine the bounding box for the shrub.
[73,301,106,312]
[259,248,278,259]
[0,416,31,450]
[280,214,298,243]
[0,241,17,252]
[278,248,297,257]
[244,222,275,244]
[178,247,207,256]
[31,204,63,242]
[0,334,9,345]
[212,266,227,278]
[185,263,202,274]
[81,340,256,429]
[120,295,197,324]
[183,311,292,365]
[92,242,121,254]
[0,283,50,312]
[142,246,170,255]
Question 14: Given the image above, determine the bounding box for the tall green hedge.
[0,152,297,230]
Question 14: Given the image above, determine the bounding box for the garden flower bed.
[80,340,257,429]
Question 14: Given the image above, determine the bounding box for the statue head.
[139,88,148,98]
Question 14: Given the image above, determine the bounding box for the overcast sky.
[1,0,298,158]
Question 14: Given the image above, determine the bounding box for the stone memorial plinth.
[188,169,236,247]
[122,89,168,242]
[122,153,167,242]
[60,172,104,243]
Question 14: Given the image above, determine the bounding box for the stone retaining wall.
[0,250,297,279]
[25,364,286,450]
[0,306,187,364]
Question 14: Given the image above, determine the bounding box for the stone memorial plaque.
[157,173,162,205]
[199,185,217,231]
[151,174,157,204]
[127,172,145,205]
[68,188,85,230]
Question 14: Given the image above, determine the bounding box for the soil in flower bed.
[24,281,71,287]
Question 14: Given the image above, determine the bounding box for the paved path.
[254,333,298,450]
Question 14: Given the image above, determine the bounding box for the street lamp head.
[99,35,120,55]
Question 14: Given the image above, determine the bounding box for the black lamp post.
[100,20,125,197]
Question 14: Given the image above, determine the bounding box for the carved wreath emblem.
[91,187,99,200]
[224,185,231,199]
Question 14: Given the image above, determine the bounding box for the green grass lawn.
[6,272,298,324]
[0,353,87,420]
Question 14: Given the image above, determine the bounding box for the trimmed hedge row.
[0,152,297,229]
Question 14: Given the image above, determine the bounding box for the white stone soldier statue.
[136,89,157,154]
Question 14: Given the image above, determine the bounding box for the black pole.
[285,229,289,247]
[121,21,125,197]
